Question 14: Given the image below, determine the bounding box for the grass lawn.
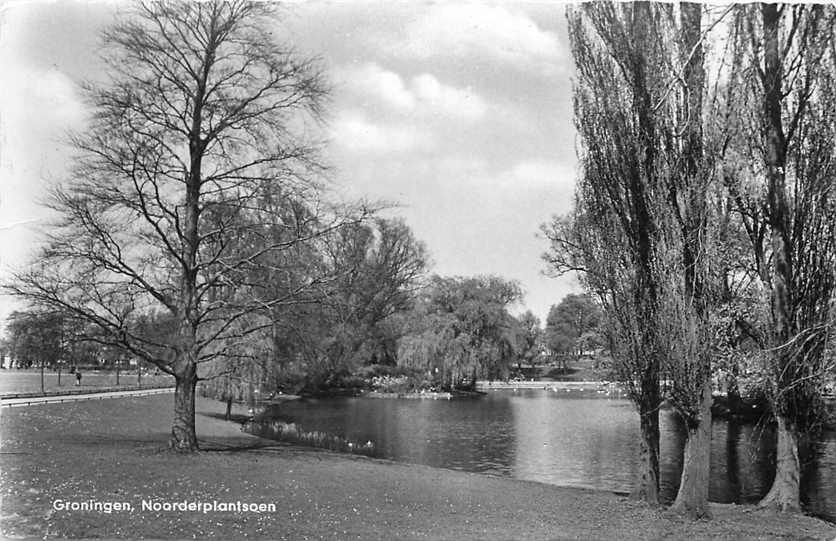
[513,356,613,382]
[0,369,174,396]
[1,394,834,540]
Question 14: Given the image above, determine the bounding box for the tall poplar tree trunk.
[669,2,712,518]
[760,415,801,511]
[670,382,713,517]
[759,2,801,512]
[631,2,663,504]
[634,399,660,504]
[566,2,664,504]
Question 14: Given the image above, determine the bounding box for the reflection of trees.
[725,421,742,499]
[737,423,776,502]
[260,395,518,476]
[659,411,686,503]
[799,435,831,518]
[257,396,836,517]
[663,416,787,506]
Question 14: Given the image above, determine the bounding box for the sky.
[0,0,581,329]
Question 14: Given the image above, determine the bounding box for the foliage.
[544,294,601,368]
[514,310,543,367]
[370,375,412,394]
[320,217,429,369]
[397,275,522,389]
[215,216,429,396]
[4,310,65,369]
[3,309,107,370]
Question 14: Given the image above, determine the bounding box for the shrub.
[370,374,412,393]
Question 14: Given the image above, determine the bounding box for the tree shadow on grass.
[202,412,251,423]
[196,437,334,459]
[55,432,167,447]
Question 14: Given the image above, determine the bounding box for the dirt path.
[1,387,174,407]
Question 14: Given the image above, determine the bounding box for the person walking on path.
[75,371,82,386]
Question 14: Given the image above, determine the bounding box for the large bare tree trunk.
[168,350,198,453]
[759,415,801,511]
[670,382,713,518]
[170,363,198,451]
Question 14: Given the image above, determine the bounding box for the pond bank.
[364,389,485,399]
[476,379,622,391]
[1,394,834,540]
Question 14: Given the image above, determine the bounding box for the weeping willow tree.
[397,275,521,389]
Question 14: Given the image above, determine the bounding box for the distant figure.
[75,371,82,386]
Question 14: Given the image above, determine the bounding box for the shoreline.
[1,394,835,539]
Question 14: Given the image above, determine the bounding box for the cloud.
[336,62,416,110]
[0,59,86,223]
[0,61,87,139]
[441,158,575,193]
[0,60,87,196]
[379,4,563,71]
[334,62,488,120]
[411,73,487,119]
[329,110,433,153]
[503,160,577,190]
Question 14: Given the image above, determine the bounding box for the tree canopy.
[544,294,601,368]
[398,275,522,389]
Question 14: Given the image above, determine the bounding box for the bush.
[370,374,412,393]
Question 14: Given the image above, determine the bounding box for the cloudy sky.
[0,0,580,327]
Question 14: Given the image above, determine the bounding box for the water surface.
[253,389,836,520]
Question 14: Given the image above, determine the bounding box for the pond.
[249,388,836,520]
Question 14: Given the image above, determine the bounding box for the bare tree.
[3,1,365,451]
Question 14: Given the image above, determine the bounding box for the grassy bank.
[0,369,174,396]
[1,395,834,540]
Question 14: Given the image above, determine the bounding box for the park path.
[0,387,174,408]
